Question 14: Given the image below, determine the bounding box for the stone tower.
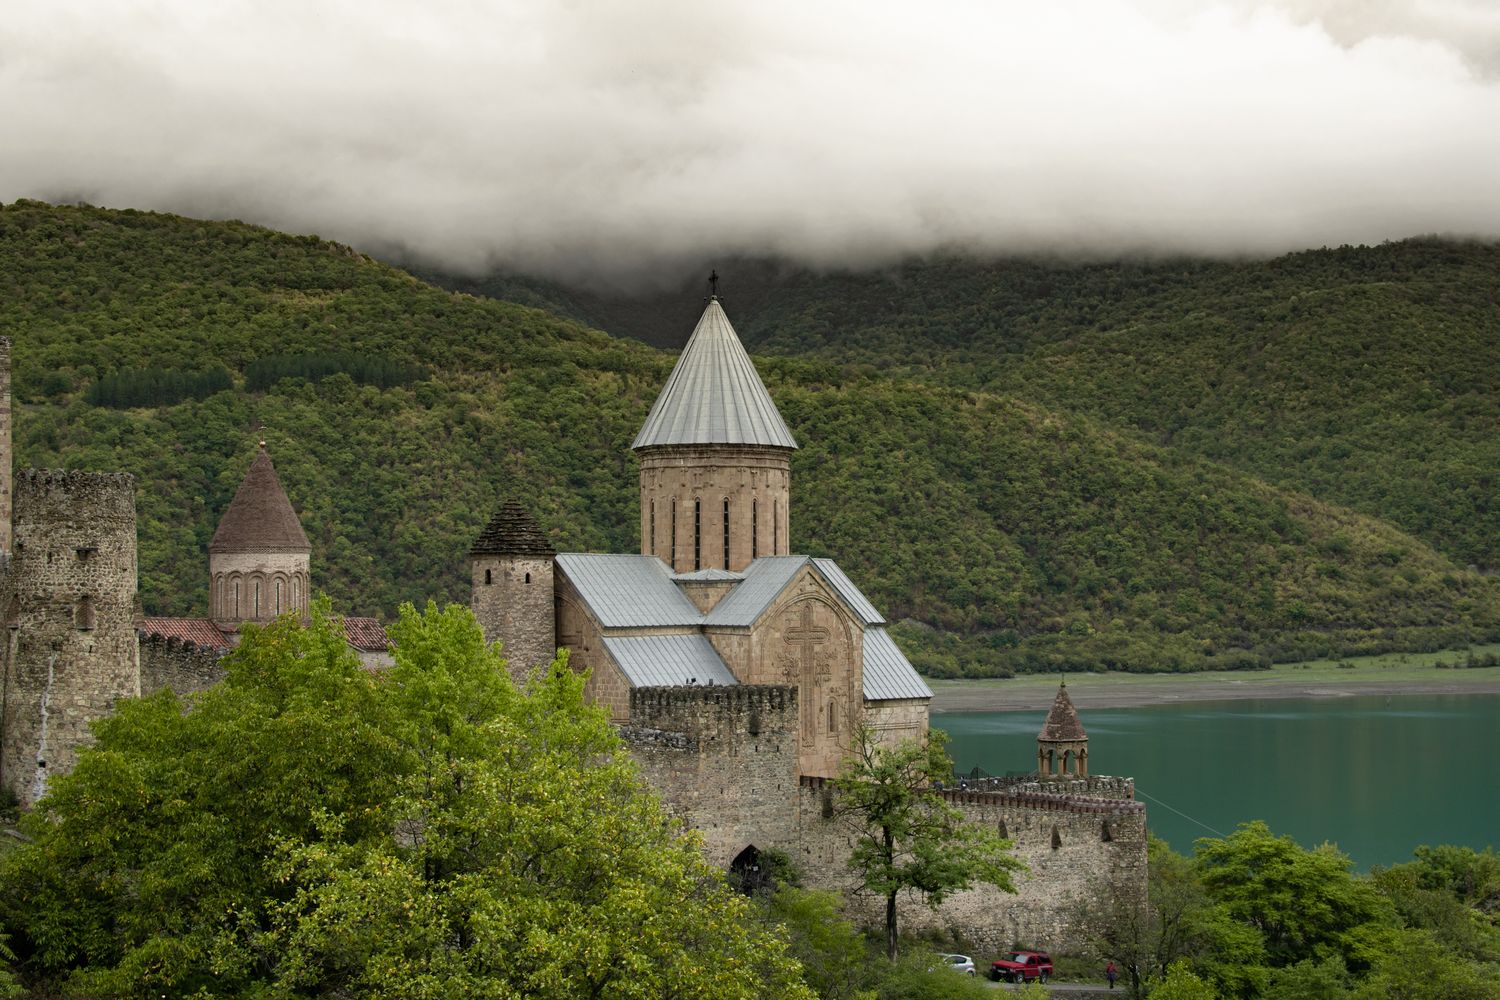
[469,498,556,679]
[209,442,311,627]
[1037,681,1088,778]
[632,291,798,573]
[1,470,141,807]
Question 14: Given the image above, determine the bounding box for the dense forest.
[3,200,1498,675]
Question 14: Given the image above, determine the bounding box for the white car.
[936,953,977,976]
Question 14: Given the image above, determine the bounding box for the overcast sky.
[4,0,1498,285]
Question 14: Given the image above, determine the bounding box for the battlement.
[15,469,136,525]
[798,773,1145,818]
[955,773,1136,801]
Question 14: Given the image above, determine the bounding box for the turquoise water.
[935,694,1500,869]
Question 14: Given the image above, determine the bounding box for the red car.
[990,950,1052,983]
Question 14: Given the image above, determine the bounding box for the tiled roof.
[632,298,798,450]
[470,499,555,557]
[141,617,232,650]
[555,554,703,628]
[602,634,738,688]
[209,443,311,554]
[1039,683,1088,741]
[343,617,389,652]
[862,627,932,701]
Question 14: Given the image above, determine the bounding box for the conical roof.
[470,498,555,557]
[632,298,798,450]
[1039,682,1087,742]
[209,443,311,554]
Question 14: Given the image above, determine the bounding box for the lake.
[935,693,1500,869]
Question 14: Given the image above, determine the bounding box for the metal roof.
[631,298,798,450]
[555,553,703,628]
[862,628,933,701]
[702,556,809,627]
[811,558,885,625]
[603,634,739,688]
[672,568,745,582]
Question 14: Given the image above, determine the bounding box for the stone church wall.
[1,470,140,807]
[139,633,226,697]
[623,684,800,866]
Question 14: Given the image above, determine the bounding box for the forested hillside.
[4,201,1497,675]
[439,245,1500,572]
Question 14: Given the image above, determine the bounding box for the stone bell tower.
[469,498,555,680]
[632,276,798,573]
[1037,680,1088,779]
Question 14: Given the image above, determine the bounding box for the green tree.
[1151,960,1219,1000]
[833,726,1023,961]
[1,601,811,999]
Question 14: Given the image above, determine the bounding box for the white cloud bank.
[3,0,1498,283]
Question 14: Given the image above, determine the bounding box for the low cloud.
[4,0,1499,285]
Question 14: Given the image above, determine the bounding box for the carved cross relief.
[781,600,836,746]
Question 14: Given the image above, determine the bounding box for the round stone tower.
[469,498,556,679]
[209,442,311,627]
[1037,680,1089,778]
[632,288,798,573]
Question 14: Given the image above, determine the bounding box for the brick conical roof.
[1039,682,1087,742]
[209,444,310,554]
[631,297,798,450]
[470,499,555,557]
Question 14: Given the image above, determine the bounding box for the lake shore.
[928,660,1500,713]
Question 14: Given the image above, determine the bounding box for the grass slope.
[3,201,1497,676]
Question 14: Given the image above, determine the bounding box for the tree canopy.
[0,601,811,999]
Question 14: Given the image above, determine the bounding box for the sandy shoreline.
[928,673,1500,714]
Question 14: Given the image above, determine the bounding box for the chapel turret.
[208,442,311,627]
[632,281,797,573]
[1037,681,1089,779]
[469,498,556,680]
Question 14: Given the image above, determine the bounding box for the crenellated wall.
[139,632,226,697]
[1,470,140,807]
[623,684,801,865]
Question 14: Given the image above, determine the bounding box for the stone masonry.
[638,445,792,572]
[1,470,140,806]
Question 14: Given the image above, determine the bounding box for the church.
[467,291,931,777]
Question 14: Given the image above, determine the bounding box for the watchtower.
[469,498,555,679]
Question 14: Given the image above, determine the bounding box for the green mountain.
[3,200,1496,676]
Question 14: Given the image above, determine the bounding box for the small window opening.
[752,499,759,559]
[693,499,701,571]
[670,500,678,567]
[75,595,97,631]
[254,580,261,618]
[524,572,531,584]
[1101,820,1113,843]
[997,820,1009,839]
[485,568,492,585]
[773,499,780,553]
[275,579,283,615]
[649,500,656,555]
[1050,825,1062,850]
[723,498,731,567]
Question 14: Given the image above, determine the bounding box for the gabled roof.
[209,444,311,554]
[602,634,738,688]
[631,298,798,450]
[470,498,555,557]
[342,617,390,653]
[862,627,932,701]
[1039,682,1088,741]
[555,553,702,628]
[811,558,885,625]
[671,568,745,582]
[702,556,809,627]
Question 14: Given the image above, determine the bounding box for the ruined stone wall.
[793,778,1148,954]
[638,445,792,572]
[139,633,226,697]
[470,554,555,680]
[1,470,139,807]
[624,685,800,866]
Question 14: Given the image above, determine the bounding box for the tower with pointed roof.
[1037,680,1089,778]
[632,286,797,573]
[209,442,311,627]
[469,497,556,680]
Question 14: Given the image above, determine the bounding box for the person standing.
[1106,961,1118,989]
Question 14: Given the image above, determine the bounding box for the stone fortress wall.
[139,633,226,697]
[1,470,141,807]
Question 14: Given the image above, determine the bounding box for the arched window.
[722,498,731,567]
[693,499,702,571]
[275,578,284,615]
[670,499,677,567]
[485,568,492,585]
[751,499,759,559]
[773,499,780,554]
[525,572,531,584]
[649,500,656,555]
[254,580,262,618]
[233,580,241,618]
